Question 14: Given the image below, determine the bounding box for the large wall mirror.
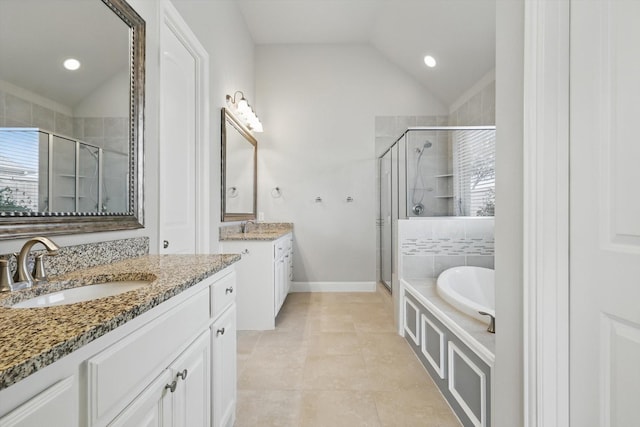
[221,108,257,222]
[0,0,145,238]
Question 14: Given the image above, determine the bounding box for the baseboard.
[290,281,377,292]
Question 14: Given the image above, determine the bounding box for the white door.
[570,1,640,425]
[159,3,208,255]
[212,305,237,427]
[108,371,172,427]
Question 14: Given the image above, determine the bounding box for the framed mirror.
[221,108,257,222]
[0,0,145,238]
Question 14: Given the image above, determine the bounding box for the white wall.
[256,44,446,284]
[171,0,255,248]
[494,0,524,425]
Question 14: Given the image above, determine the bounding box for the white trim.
[403,296,420,345]
[448,341,487,427]
[289,281,376,292]
[159,1,210,254]
[421,314,446,379]
[523,1,570,426]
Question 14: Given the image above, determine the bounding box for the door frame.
[522,0,570,426]
[159,0,210,254]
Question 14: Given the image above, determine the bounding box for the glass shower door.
[379,151,392,290]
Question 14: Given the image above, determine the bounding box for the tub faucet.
[241,220,256,234]
[14,237,60,288]
[479,311,495,334]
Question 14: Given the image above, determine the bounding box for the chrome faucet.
[240,220,256,234]
[14,237,60,287]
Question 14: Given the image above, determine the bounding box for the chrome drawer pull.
[225,287,234,294]
[165,380,177,393]
[216,327,225,336]
[177,369,188,380]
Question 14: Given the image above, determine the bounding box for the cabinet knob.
[163,240,169,249]
[177,369,188,380]
[225,287,234,294]
[165,380,177,393]
[216,327,226,336]
[241,249,249,255]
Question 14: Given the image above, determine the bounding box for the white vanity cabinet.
[0,377,78,427]
[221,233,293,330]
[109,331,210,427]
[0,267,237,427]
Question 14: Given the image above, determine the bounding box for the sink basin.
[12,281,150,308]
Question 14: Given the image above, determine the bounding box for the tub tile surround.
[400,218,494,278]
[220,222,293,241]
[0,253,240,390]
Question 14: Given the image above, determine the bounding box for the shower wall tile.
[84,118,104,138]
[0,90,5,120]
[54,112,73,136]
[450,77,495,126]
[5,94,31,124]
[32,104,54,131]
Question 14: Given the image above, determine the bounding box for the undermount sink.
[11,281,151,309]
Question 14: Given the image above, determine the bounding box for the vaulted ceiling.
[237,0,496,106]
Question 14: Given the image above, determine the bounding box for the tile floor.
[235,285,461,426]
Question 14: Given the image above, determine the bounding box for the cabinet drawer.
[211,272,236,319]
[87,288,209,426]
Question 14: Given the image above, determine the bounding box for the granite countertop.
[219,222,293,241]
[0,254,240,390]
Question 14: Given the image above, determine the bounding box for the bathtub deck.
[402,278,495,364]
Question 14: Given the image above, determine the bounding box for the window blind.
[453,130,495,216]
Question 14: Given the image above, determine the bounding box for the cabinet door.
[170,332,210,427]
[0,377,77,427]
[108,371,172,427]
[212,305,237,427]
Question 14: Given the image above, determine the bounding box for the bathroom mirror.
[221,108,257,222]
[0,0,145,238]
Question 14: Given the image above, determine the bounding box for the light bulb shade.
[237,99,250,114]
[252,120,263,133]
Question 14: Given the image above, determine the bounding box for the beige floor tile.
[363,352,433,391]
[235,390,303,427]
[300,390,381,427]
[305,313,356,333]
[354,315,398,334]
[373,386,461,427]
[235,291,459,425]
[358,332,416,358]
[302,354,371,390]
[307,332,362,356]
[237,330,262,356]
[238,357,305,390]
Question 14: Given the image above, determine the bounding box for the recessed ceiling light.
[63,58,81,71]
[423,55,437,68]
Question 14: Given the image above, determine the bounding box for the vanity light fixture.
[63,58,81,71]
[423,55,437,68]
[226,91,263,132]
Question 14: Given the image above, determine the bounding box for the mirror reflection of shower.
[411,140,432,215]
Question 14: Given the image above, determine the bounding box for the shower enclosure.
[378,126,496,291]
